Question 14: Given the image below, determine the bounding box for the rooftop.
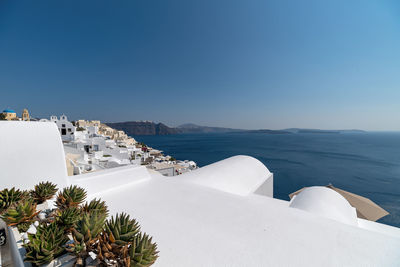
[2,109,16,113]
[1,121,399,266]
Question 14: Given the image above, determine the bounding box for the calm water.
[134,132,400,227]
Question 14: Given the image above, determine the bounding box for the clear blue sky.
[1,0,400,130]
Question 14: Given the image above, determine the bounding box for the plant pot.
[40,253,75,267]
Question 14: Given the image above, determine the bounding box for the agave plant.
[56,207,81,231]
[31,181,58,204]
[1,199,39,230]
[129,233,159,267]
[0,187,29,214]
[56,185,87,210]
[105,213,140,246]
[68,211,107,264]
[81,198,108,215]
[24,222,68,266]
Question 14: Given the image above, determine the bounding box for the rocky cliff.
[105,121,179,136]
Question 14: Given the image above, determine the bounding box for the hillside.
[105,121,366,136]
[105,121,179,136]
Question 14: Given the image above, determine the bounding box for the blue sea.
[134,132,400,227]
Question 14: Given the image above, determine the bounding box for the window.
[68,128,71,132]
[62,124,65,127]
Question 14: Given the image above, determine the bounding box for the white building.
[2,122,399,266]
[50,114,75,141]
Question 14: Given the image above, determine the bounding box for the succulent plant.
[56,185,87,210]
[129,233,159,267]
[0,187,29,214]
[56,207,81,230]
[95,231,130,266]
[81,198,108,215]
[24,222,68,266]
[31,181,58,204]
[1,199,39,228]
[68,211,107,258]
[17,221,32,233]
[105,213,140,246]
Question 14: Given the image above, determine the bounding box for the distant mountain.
[106,121,179,136]
[284,128,367,134]
[105,121,367,136]
[177,123,244,134]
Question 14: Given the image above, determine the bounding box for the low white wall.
[70,165,151,197]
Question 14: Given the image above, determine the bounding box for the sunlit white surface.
[1,122,400,266]
[289,186,358,226]
[0,121,68,190]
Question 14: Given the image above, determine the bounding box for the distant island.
[105,121,366,136]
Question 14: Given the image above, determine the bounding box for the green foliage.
[1,198,38,227]
[0,187,29,214]
[0,113,6,120]
[105,213,140,246]
[169,157,176,161]
[31,182,58,204]
[56,207,81,230]
[69,212,107,255]
[56,185,87,210]
[24,222,68,266]
[17,222,31,233]
[1,182,159,266]
[81,198,108,215]
[76,127,86,131]
[129,233,159,267]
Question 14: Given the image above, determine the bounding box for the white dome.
[289,186,358,226]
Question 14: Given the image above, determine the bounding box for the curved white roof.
[289,186,358,226]
[177,155,273,196]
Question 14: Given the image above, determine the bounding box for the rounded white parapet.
[0,121,69,190]
[177,155,273,197]
[289,186,358,226]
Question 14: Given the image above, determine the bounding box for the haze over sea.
[134,132,400,227]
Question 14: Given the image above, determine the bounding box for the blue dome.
[3,109,16,113]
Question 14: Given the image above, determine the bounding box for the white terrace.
[1,121,400,266]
